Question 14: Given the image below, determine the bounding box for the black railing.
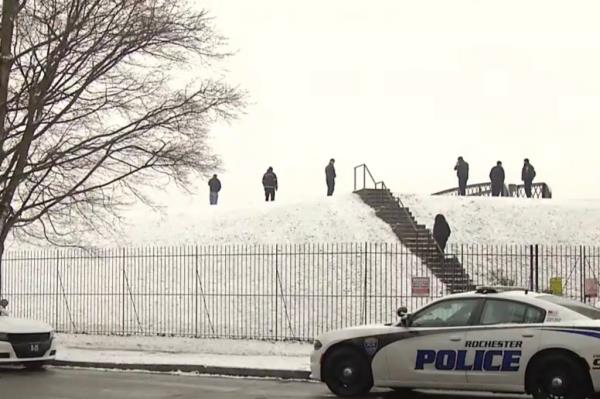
[433,182,552,199]
[353,164,388,192]
[1,244,599,341]
[354,164,452,261]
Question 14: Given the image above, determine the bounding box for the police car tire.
[530,354,587,399]
[322,346,373,397]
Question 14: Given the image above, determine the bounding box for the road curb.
[51,360,311,380]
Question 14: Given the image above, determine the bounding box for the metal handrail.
[353,164,450,259]
[433,182,552,199]
[354,164,387,192]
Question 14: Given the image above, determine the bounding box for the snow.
[400,193,600,298]
[55,334,311,371]
[8,192,600,342]
[64,193,402,247]
[400,193,600,245]
[3,193,442,341]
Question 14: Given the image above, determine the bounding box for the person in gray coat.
[454,157,469,196]
[325,159,336,196]
[262,167,278,201]
[489,161,505,197]
[208,174,221,205]
[521,158,536,198]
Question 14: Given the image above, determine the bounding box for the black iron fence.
[1,243,599,341]
[433,182,552,199]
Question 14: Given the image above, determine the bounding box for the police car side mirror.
[0,299,7,308]
[397,306,408,318]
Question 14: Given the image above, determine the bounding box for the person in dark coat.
[325,159,336,196]
[262,167,278,201]
[521,158,536,198]
[433,214,451,252]
[489,161,505,197]
[208,174,221,205]
[454,156,469,196]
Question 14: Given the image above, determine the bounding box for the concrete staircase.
[356,188,475,293]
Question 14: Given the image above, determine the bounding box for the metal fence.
[432,182,552,198]
[1,243,599,341]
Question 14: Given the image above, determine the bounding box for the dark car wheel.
[322,346,373,397]
[530,354,588,399]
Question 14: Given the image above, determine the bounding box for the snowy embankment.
[5,194,441,340]
[400,193,600,297]
[400,193,600,245]
[93,193,408,246]
[55,334,311,371]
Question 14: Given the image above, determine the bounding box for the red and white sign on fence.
[585,278,598,298]
[412,277,431,297]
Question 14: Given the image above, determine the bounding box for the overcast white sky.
[179,0,600,204]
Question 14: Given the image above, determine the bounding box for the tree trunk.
[0,239,5,298]
[0,0,17,150]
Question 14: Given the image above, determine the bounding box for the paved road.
[0,367,527,399]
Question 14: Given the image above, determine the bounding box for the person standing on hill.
[454,156,469,196]
[433,214,451,252]
[262,167,278,202]
[325,159,336,196]
[208,174,221,205]
[521,158,537,198]
[489,161,505,197]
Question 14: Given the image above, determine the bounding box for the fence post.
[581,246,585,303]
[363,166,366,190]
[275,244,278,341]
[195,246,199,338]
[529,245,534,291]
[122,248,125,335]
[363,242,368,324]
[535,244,539,292]
[0,252,3,298]
[55,250,59,330]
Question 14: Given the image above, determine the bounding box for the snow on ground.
[4,193,442,341]
[55,334,311,371]
[79,193,403,247]
[400,193,600,245]
[400,193,600,297]
[9,192,600,342]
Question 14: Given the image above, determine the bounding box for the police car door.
[464,298,544,391]
[386,298,482,389]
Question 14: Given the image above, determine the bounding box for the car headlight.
[0,333,8,341]
[49,331,55,339]
[313,340,322,350]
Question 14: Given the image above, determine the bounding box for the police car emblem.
[363,337,379,356]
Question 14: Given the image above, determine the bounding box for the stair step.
[357,186,475,290]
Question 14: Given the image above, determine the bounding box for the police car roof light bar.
[475,286,530,295]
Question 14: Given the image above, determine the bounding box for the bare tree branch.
[0,0,244,252]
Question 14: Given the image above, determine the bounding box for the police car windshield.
[538,295,600,319]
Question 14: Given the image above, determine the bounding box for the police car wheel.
[323,346,373,397]
[530,355,587,399]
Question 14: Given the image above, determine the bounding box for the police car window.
[538,295,600,319]
[480,300,545,325]
[410,299,479,328]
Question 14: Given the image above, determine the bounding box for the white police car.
[0,299,56,369]
[311,287,600,398]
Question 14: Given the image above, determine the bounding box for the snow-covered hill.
[116,193,399,246]
[400,193,600,245]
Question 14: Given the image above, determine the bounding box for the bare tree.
[0,0,244,269]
